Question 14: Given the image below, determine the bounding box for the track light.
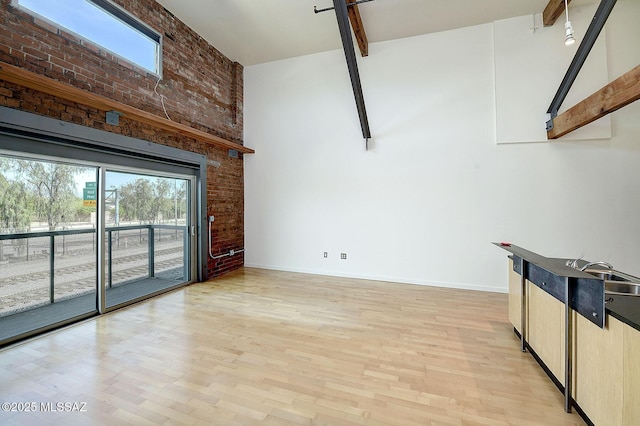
[564,0,575,46]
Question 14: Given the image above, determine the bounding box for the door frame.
[0,106,208,282]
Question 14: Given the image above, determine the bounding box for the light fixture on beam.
[546,0,618,133]
[564,0,576,46]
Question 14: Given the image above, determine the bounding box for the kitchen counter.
[493,243,598,278]
[494,243,605,327]
[494,242,640,331]
[497,243,640,425]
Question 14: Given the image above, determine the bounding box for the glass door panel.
[103,170,190,309]
[0,154,98,344]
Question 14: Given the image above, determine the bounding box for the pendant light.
[564,0,576,46]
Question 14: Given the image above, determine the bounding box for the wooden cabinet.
[573,313,624,426]
[507,258,521,330]
[507,257,639,425]
[573,315,640,426]
[623,325,640,425]
[527,282,565,384]
[508,258,565,383]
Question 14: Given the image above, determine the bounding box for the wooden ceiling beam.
[547,65,640,139]
[543,0,572,26]
[0,61,254,154]
[345,0,368,57]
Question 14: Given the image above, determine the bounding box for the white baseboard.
[242,263,507,294]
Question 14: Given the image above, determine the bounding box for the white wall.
[243,0,640,293]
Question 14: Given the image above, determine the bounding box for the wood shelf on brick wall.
[0,61,254,154]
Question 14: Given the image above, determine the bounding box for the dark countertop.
[605,295,640,333]
[493,243,597,279]
[494,243,640,333]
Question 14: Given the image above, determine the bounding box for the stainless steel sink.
[583,269,635,282]
[604,282,640,296]
[583,268,640,296]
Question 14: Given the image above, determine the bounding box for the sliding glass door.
[0,152,197,345]
[103,170,192,309]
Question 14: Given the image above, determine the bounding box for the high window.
[16,0,162,75]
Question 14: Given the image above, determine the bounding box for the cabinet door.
[573,314,624,426]
[527,283,565,383]
[508,258,521,330]
[508,259,564,383]
[624,324,640,425]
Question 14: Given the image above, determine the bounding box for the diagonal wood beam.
[345,0,368,57]
[547,65,640,139]
[543,0,572,26]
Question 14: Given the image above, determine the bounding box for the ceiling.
[154,0,595,66]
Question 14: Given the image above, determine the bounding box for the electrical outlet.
[323,252,328,258]
[341,253,347,260]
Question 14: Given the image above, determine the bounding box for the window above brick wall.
[15,0,162,76]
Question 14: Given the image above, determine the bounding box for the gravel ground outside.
[0,231,186,317]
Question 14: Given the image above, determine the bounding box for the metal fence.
[0,224,188,307]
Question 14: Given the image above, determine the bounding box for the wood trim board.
[0,61,254,154]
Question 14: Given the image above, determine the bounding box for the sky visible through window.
[20,0,158,74]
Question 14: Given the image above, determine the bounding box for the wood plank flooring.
[0,268,585,425]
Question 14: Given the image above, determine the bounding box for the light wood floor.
[0,268,585,425]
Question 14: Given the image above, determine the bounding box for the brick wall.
[0,0,246,278]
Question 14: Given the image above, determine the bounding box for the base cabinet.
[508,259,565,384]
[508,259,521,331]
[507,258,639,425]
[528,282,565,384]
[623,325,640,424]
[573,313,624,426]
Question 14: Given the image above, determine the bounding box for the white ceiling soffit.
[154,0,597,66]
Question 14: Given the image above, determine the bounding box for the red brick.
[5,97,19,108]
[0,0,245,278]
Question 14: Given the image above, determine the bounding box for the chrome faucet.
[566,256,613,271]
[579,261,613,271]
[565,256,583,269]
